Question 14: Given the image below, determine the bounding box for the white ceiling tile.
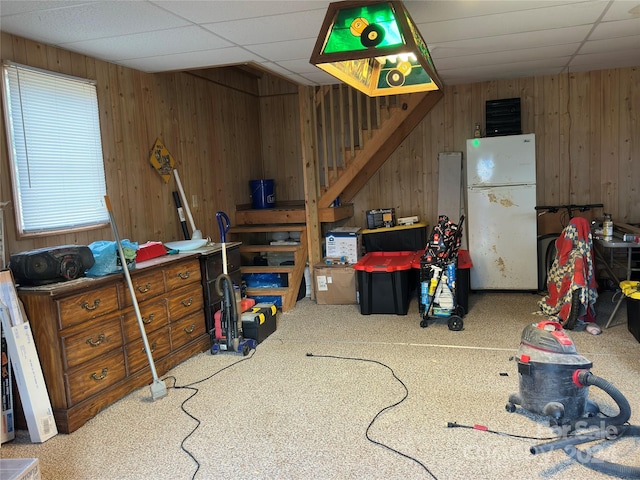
[152,1,330,24]
[601,0,640,21]
[579,34,640,54]
[0,1,190,45]
[276,58,318,74]
[60,26,232,61]
[589,17,640,39]
[569,50,640,68]
[434,44,580,71]
[429,25,592,59]
[117,46,264,73]
[244,38,316,62]
[406,1,590,23]
[418,2,611,43]
[201,9,327,45]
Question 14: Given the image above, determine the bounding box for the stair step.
[241,265,294,274]
[245,287,289,296]
[230,224,305,233]
[240,244,301,253]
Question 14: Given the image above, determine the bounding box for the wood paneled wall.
[349,67,639,234]
[1,33,265,257]
[1,31,638,263]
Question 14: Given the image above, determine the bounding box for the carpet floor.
[1,290,639,480]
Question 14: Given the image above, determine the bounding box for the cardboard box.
[1,321,14,444]
[0,271,57,443]
[325,227,361,264]
[314,264,357,305]
[0,458,41,480]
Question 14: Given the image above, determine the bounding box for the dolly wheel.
[242,344,250,356]
[455,305,466,317]
[506,402,516,413]
[448,315,464,331]
[420,318,429,328]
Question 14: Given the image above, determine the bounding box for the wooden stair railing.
[228,223,307,313]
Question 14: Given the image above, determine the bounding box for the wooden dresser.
[17,253,209,433]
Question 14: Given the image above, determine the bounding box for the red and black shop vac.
[506,320,639,477]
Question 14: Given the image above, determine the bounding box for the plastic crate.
[354,251,414,315]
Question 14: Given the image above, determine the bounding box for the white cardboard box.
[0,458,41,480]
[325,227,361,264]
[0,270,57,444]
[1,320,15,444]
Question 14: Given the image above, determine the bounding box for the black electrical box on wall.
[485,98,521,137]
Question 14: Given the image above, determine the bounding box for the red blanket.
[539,217,598,324]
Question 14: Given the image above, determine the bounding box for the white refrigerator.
[465,134,538,290]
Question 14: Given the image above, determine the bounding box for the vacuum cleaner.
[210,212,256,356]
[506,320,640,477]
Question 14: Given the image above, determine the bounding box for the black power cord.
[306,352,439,480]
[446,421,557,441]
[163,349,256,480]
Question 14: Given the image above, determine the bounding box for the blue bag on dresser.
[85,240,138,277]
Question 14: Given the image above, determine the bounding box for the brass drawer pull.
[142,313,155,324]
[86,334,105,347]
[90,368,108,381]
[136,283,151,293]
[181,298,193,307]
[143,342,157,354]
[183,324,195,334]
[177,271,191,280]
[81,299,101,311]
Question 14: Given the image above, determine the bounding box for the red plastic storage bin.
[354,251,414,315]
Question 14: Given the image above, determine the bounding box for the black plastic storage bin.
[361,223,428,253]
[354,252,414,315]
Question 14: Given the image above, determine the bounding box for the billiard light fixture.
[310,1,442,97]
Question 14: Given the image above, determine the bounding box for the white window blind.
[2,62,108,235]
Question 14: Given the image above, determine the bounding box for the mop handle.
[173,169,197,234]
[216,211,231,275]
[104,195,160,381]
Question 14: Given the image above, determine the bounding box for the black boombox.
[9,245,95,286]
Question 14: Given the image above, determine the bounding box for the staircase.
[228,223,307,313]
[232,85,443,311]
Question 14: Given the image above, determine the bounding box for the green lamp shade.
[310,1,443,97]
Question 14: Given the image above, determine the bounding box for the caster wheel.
[455,305,466,317]
[211,345,219,355]
[242,344,250,356]
[448,315,464,331]
[505,402,516,413]
[420,319,429,328]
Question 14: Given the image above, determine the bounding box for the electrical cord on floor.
[306,352,439,480]
[446,421,558,441]
[163,349,256,480]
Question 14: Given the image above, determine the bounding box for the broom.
[104,195,167,400]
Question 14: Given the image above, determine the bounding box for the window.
[2,62,108,236]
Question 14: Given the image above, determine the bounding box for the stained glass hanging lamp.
[309,1,443,97]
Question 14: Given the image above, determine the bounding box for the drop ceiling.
[1,0,639,86]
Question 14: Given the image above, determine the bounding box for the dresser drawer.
[65,348,127,405]
[119,269,165,307]
[122,299,168,343]
[61,315,124,370]
[167,284,204,321]
[202,247,241,281]
[164,259,201,291]
[126,326,171,375]
[57,284,119,330]
[170,311,206,350]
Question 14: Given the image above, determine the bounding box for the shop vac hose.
[530,370,640,478]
